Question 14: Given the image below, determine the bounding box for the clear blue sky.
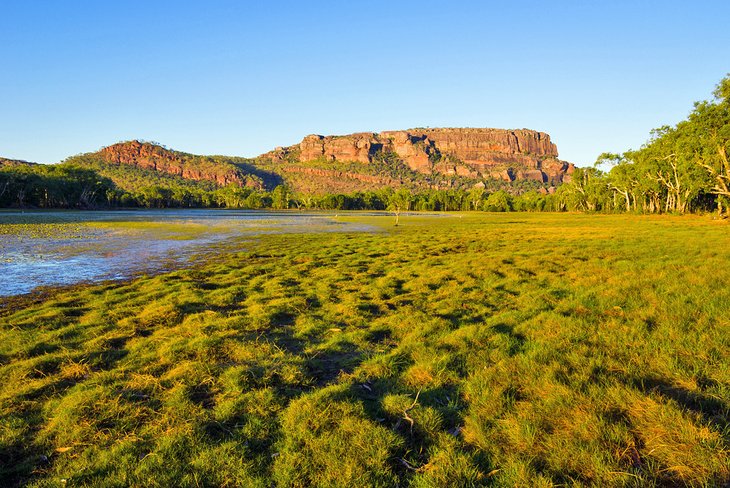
[2,1,729,166]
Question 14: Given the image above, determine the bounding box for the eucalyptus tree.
[686,76,730,215]
[467,186,486,211]
[597,153,639,212]
[271,185,292,210]
[388,188,413,226]
[619,75,729,215]
[483,190,513,212]
[556,167,611,211]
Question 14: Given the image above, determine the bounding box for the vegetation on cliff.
[0,163,548,211]
[1,213,728,486]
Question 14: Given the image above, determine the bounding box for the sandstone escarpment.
[299,133,382,164]
[267,128,573,184]
[99,141,261,188]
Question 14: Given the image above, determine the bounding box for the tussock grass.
[1,213,729,486]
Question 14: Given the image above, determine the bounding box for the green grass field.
[1,213,728,487]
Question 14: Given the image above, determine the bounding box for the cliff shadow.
[234,162,284,190]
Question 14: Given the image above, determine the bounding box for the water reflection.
[0,210,373,297]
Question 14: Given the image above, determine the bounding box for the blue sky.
[1,1,729,166]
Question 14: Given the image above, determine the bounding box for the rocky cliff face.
[98,141,260,188]
[269,128,573,184]
[299,133,381,164]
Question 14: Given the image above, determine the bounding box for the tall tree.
[689,76,730,216]
[388,188,413,226]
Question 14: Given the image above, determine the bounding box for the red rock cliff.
[98,141,258,187]
[281,128,573,183]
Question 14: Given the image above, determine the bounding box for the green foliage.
[64,155,218,192]
[0,158,552,212]
[483,190,513,212]
[0,164,115,208]
[388,188,413,212]
[271,185,292,210]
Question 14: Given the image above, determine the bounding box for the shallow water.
[0,209,374,297]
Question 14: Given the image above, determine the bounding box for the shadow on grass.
[17,378,80,403]
[629,375,729,430]
[87,348,129,371]
[305,340,364,386]
[0,403,66,486]
[0,438,47,487]
[340,379,494,480]
[492,323,527,356]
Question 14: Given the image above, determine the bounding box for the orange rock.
[99,141,257,188]
[287,128,571,182]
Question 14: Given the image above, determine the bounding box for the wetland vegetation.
[0,210,370,296]
[1,213,728,487]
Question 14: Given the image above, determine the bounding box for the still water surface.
[0,209,372,297]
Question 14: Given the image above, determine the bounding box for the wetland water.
[0,209,372,297]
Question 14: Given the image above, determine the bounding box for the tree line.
[0,165,115,208]
[0,169,542,212]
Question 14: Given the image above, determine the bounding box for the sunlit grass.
[1,213,728,486]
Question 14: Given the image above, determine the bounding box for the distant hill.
[258,127,574,194]
[0,157,37,167]
[3,128,574,199]
[62,140,273,192]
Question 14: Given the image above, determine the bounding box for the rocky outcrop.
[268,128,573,184]
[299,133,382,164]
[98,141,261,188]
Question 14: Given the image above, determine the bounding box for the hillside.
[5,128,575,198]
[0,157,37,167]
[64,141,268,193]
[1,128,576,208]
[259,128,574,194]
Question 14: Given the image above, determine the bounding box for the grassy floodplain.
[1,213,729,487]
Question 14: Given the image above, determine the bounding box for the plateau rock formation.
[98,140,261,188]
[266,128,573,184]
